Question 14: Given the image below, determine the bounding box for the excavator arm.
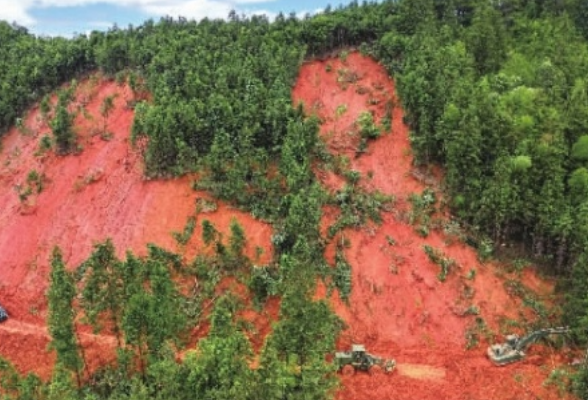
[514,327,570,352]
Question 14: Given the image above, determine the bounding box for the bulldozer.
[487,326,569,366]
[335,344,396,374]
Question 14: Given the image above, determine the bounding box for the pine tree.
[50,91,75,154]
[47,247,83,386]
[79,239,124,345]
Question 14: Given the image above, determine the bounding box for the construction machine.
[335,344,396,374]
[487,327,569,366]
[0,305,7,323]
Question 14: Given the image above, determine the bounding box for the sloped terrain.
[0,76,273,378]
[0,54,575,400]
[293,52,573,400]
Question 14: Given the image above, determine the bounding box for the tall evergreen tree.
[48,247,83,386]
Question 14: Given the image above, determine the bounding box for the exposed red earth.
[0,54,576,400]
[0,76,272,379]
[292,52,574,400]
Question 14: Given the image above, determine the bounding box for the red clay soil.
[292,52,575,400]
[0,76,273,379]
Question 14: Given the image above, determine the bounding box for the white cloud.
[138,0,235,20]
[0,1,37,25]
[0,0,278,27]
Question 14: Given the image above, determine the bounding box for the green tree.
[182,296,253,400]
[121,252,186,374]
[48,247,83,386]
[50,91,75,154]
[47,364,77,400]
[79,239,124,345]
[466,1,507,75]
[99,94,116,137]
[229,218,246,260]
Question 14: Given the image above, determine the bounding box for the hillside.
[0,76,273,378]
[0,52,573,400]
[296,52,570,400]
[2,1,588,399]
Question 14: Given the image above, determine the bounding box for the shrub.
[356,111,380,139]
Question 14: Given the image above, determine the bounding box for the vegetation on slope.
[3,0,588,398]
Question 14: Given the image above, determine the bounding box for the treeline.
[385,0,588,272]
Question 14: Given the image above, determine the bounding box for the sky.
[0,0,356,37]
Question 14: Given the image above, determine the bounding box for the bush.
[356,111,380,139]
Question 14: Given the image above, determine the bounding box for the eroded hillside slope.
[0,77,272,377]
[0,54,575,400]
[293,52,573,400]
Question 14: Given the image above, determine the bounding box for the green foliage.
[423,245,457,282]
[333,247,352,302]
[122,256,187,367]
[99,94,116,138]
[172,216,196,246]
[271,288,341,367]
[16,169,46,203]
[327,172,394,238]
[38,135,52,153]
[543,368,572,397]
[511,155,532,172]
[477,237,494,262]
[408,188,436,235]
[357,111,379,138]
[6,2,588,398]
[0,357,44,400]
[564,248,588,343]
[249,265,281,305]
[182,295,253,400]
[202,219,220,248]
[40,94,52,119]
[572,135,588,162]
[572,364,588,399]
[78,239,125,344]
[50,91,76,154]
[229,218,246,258]
[48,247,83,383]
[504,279,552,322]
[26,169,45,193]
[465,317,493,350]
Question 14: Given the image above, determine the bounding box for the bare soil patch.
[0,76,272,378]
[293,52,574,400]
